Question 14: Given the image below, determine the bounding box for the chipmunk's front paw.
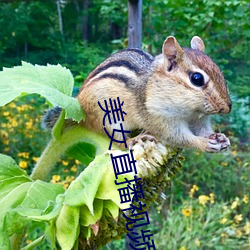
[206,133,230,152]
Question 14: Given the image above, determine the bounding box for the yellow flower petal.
[234,214,243,224]
[243,195,248,204]
[182,207,192,217]
[198,195,210,206]
[19,161,28,169]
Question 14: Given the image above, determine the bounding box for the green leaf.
[56,205,80,250]
[0,154,65,245]
[3,210,31,237]
[63,153,110,213]
[79,199,103,227]
[65,142,96,166]
[45,220,56,249]
[0,62,85,122]
[26,199,63,222]
[20,181,64,213]
[0,181,64,237]
[103,200,119,219]
[0,182,33,218]
[0,231,10,250]
[0,154,30,181]
[95,154,133,209]
[0,176,31,201]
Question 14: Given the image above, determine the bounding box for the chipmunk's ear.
[162,36,184,62]
[191,36,205,52]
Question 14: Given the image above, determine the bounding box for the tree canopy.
[0,0,249,96]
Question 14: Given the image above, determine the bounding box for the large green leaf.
[0,62,84,122]
[63,153,110,213]
[20,181,64,213]
[56,205,80,250]
[0,154,65,248]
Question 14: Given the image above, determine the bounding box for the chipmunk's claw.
[207,133,230,152]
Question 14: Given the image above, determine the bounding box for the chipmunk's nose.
[219,101,232,114]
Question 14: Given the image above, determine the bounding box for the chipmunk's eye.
[190,72,204,87]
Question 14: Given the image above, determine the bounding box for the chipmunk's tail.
[41,106,62,130]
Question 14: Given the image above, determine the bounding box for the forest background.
[0,0,249,249]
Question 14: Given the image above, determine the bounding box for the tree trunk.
[56,0,63,36]
[128,0,142,49]
[82,0,89,41]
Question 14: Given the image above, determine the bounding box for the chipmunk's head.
[158,36,232,115]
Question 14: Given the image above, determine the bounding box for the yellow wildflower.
[11,119,18,127]
[231,198,240,209]
[232,150,237,156]
[66,176,75,182]
[62,160,69,166]
[18,152,30,159]
[26,121,33,129]
[17,105,30,112]
[194,238,201,247]
[234,214,243,224]
[0,130,8,138]
[182,207,192,217]
[220,217,228,224]
[221,162,228,167]
[32,157,39,162]
[221,232,227,238]
[198,195,210,206]
[189,184,199,198]
[244,221,250,234]
[179,247,186,250]
[70,165,77,172]
[243,195,248,204]
[75,159,81,165]
[51,175,61,183]
[4,147,10,152]
[63,182,69,189]
[19,161,28,169]
[9,103,16,108]
[209,193,215,204]
[3,111,9,116]
[236,229,242,237]
[3,138,9,145]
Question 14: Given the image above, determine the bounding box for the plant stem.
[10,232,25,250]
[30,126,110,181]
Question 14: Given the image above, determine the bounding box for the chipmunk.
[44,36,232,153]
